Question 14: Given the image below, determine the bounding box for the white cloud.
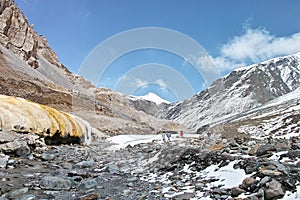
[155,79,167,89]
[196,55,216,72]
[213,56,246,72]
[119,76,169,91]
[135,78,148,88]
[118,76,148,88]
[214,27,300,74]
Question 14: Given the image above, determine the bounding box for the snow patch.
[197,160,251,189]
[133,92,170,105]
[283,185,300,199]
[106,134,162,150]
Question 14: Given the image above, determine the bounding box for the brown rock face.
[0,0,69,72]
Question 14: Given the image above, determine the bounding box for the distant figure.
[161,131,166,143]
[179,130,184,137]
[166,132,172,142]
[206,131,212,142]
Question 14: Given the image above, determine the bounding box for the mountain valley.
[0,0,300,199]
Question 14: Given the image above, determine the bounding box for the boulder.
[107,163,120,174]
[5,188,29,199]
[40,176,73,190]
[172,192,195,200]
[259,176,271,186]
[0,130,19,143]
[0,153,9,168]
[256,145,277,156]
[265,179,284,199]
[231,187,246,197]
[242,177,256,189]
[0,140,30,157]
[74,160,94,168]
[77,179,98,191]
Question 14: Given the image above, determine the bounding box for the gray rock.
[286,150,300,159]
[107,164,120,174]
[0,140,31,157]
[0,154,9,168]
[265,179,284,199]
[40,176,73,190]
[0,130,19,143]
[231,187,246,197]
[244,161,261,174]
[247,141,257,146]
[172,192,195,200]
[40,153,56,161]
[139,194,148,200]
[77,179,98,191]
[19,194,36,200]
[259,176,271,186]
[123,189,131,195]
[257,188,265,198]
[77,193,99,200]
[256,145,277,156]
[291,143,300,150]
[229,142,239,148]
[127,177,138,182]
[6,188,29,199]
[127,182,134,187]
[245,196,259,200]
[74,160,94,168]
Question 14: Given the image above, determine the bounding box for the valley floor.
[0,131,300,200]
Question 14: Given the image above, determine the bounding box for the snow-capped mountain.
[126,93,169,117]
[136,92,170,105]
[156,53,300,131]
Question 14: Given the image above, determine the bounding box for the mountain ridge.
[149,52,300,131]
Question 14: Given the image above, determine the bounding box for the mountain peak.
[138,92,170,105]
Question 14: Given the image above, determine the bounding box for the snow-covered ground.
[140,159,254,199]
[283,185,300,199]
[106,134,162,150]
[106,133,300,199]
[106,133,199,150]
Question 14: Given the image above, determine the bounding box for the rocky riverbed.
[1,130,300,200]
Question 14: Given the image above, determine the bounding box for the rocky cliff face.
[0,0,67,71]
[156,53,300,131]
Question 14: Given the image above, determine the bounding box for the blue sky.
[16,0,300,102]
